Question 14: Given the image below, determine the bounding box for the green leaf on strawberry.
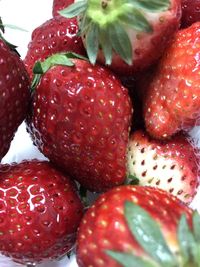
[106,250,157,267]
[33,53,74,74]
[59,0,87,18]
[119,9,152,32]
[127,174,140,185]
[125,201,177,266]
[33,52,87,74]
[0,21,18,53]
[31,52,88,90]
[0,17,5,33]
[107,200,200,267]
[129,0,170,12]
[178,215,196,265]
[85,22,99,64]
[193,212,200,242]
[60,0,170,65]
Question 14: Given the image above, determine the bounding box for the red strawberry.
[26,54,133,192]
[127,130,199,204]
[181,0,200,28]
[0,160,83,265]
[53,0,74,17]
[60,0,181,76]
[77,185,200,267]
[0,34,30,161]
[144,22,200,139]
[24,16,86,80]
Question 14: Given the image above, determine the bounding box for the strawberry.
[144,22,200,139]
[26,53,133,192]
[181,0,200,28]
[0,30,30,161]
[77,185,200,267]
[60,0,181,76]
[24,16,86,80]
[53,0,74,17]
[127,130,199,204]
[0,160,84,265]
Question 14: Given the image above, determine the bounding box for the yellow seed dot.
[99,220,107,228]
[87,228,93,235]
[80,234,86,240]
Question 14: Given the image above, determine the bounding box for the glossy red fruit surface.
[181,0,200,28]
[127,130,199,204]
[0,160,83,265]
[144,22,200,139]
[53,0,74,17]
[24,16,85,80]
[0,39,30,161]
[77,185,192,267]
[27,59,133,192]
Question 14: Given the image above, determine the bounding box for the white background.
[1,0,200,266]
[0,0,78,266]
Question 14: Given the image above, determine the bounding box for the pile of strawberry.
[1,0,200,266]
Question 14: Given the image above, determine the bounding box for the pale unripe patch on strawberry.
[128,141,187,195]
[127,130,199,204]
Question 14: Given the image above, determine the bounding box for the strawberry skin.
[27,58,133,192]
[53,0,74,17]
[144,22,200,139]
[0,39,30,161]
[0,160,83,265]
[24,16,86,80]
[127,130,199,204]
[181,0,200,28]
[77,185,193,267]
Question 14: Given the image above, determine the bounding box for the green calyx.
[60,0,170,65]
[127,174,140,185]
[106,201,200,267]
[0,17,27,52]
[31,52,87,91]
[0,17,5,33]
[0,17,18,53]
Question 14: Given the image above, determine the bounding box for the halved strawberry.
[77,185,199,267]
[60,0,181,75]
[127,130,199,204]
